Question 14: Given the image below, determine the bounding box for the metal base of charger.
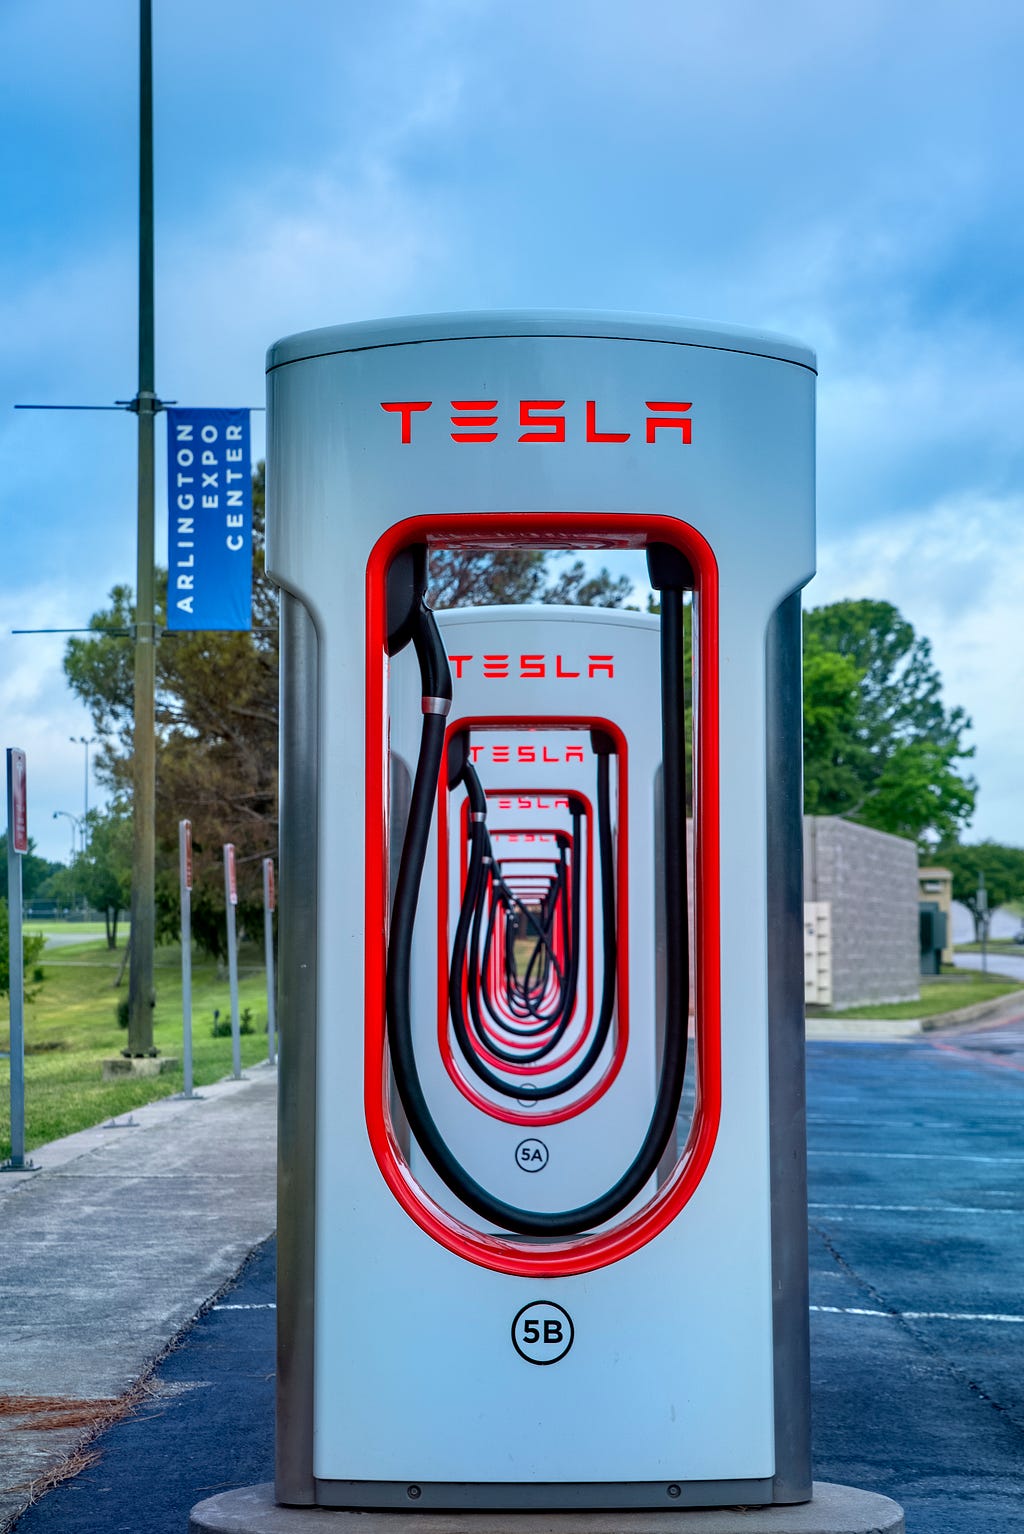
[189,1482,904,1534]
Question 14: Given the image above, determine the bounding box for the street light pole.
[53,810,83,862]
[70,736,97,834]
[127,0,157,1057]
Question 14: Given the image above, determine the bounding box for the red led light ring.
[437,718,629,1122]
[364,512,721,1278]
[459,802,596,1060]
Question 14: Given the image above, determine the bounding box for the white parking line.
[810,1202,1023,1215]
[212,1303,278,1310]
[811,1305,1024,1324]
[808,1150,1024,1163]
[213,1299,1024,1325]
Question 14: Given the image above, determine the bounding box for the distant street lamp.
[53,809,84,860]
[70,736,97,839]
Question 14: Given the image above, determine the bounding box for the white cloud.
[809,491,1024,847]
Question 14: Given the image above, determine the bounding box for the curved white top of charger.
[266,309,817,375]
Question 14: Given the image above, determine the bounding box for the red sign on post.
[225,843,238,906]
[8,749,28,854]
[181,820,193,891]
[263,857,276,912]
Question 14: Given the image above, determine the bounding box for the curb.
[920,987,1024,1033]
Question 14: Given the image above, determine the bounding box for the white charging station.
[267,311,816,1512]
[391,607,663,1218]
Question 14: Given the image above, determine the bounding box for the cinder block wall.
[803,817,919,1008]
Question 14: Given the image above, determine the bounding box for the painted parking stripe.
[213,1299,1024,1326]
[213,1303,278,1310]
[811,1305,1024,1324]
[808,1150,1024,1163]
[810,1202,1024,1215]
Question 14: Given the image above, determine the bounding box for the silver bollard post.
[179,820,196,1098]
[3,748,36,1172]
[262,856,277,1066]
[223,843,242,1080]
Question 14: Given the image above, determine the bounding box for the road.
[954,948,1024,983]
[10,1019,1024,1533]
[809,1017,1024,1530]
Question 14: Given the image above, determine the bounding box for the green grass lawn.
[26,920,122,938]
[955,939,1024,954]
[820,969,1024,1021]
[0,931,273,1159]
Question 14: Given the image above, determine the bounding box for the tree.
[935,840,1024,941]
[76,805,133,948]
[0,835,65,904]
[802,642,864,816]
[802,599,976,846]
[427,549,635,609]
[64,465,278,957]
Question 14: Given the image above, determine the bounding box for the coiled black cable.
[384,546,692,1236]
[467,817,582,1061]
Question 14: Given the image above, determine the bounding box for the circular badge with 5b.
[511,1301,574,1365]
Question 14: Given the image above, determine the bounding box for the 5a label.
[511,1302,574,1365]
[515,1138,549,1172]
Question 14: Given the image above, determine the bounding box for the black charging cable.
[384,542,693,1236]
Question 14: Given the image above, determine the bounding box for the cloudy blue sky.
[1,0,1022,860]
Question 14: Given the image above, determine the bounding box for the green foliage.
[0,935,270,1157]
[822,969,1022,1021]
[802,642,863,814]
[76,804,133,948]
[802,599,975,846]
[63,466,277,959]
[539,560,634,608]
[0,899,46,998]
[116,996,130,1029]
[210,1004,255,1038]
[0,834,66,902]
[427,549,634,609]
[934,840,1024,939]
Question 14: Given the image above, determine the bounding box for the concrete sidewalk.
[0,1066,277,1532]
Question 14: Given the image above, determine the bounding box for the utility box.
[919,903,948,976]
[267,311,816,1511]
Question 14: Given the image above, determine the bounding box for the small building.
[803,816,919,1010]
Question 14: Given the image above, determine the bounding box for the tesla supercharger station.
[390,607,663,1217]
[267,311,815,1512]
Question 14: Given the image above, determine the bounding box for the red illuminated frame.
[364,512,721,1278]
[458,805,595,1064]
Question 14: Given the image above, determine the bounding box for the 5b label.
[511,1301,574,1365]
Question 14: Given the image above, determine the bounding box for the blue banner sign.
[166,407,252,631]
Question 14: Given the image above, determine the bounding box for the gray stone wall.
[803,816,919,1008]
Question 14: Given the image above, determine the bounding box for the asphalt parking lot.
[9,1019,1024,1534]
[808,1019,1024,1531]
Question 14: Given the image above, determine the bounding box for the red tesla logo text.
[449,654,614,680]
[380,398,692,445]
[469,744,585,766]
[494,797,572,812]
